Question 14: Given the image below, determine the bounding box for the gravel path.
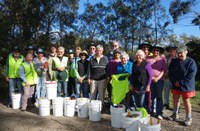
[0,102,199,131]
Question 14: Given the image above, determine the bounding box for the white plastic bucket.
[111,106,125,128]
[39,98,50,116]
[121,111,142,131]
[89,100,102,121]
[139,117,161,131]
[77,98,89,118]
[11,93,21,109]
[52,97,64,116]
[46,81,57,99]
[64,97,76,117]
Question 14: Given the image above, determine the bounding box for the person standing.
[130,50,152,108]
[107,40,120,61]
[116,52,133,107]
[138,42,152,57]
[74,50,89,98]
[67,49,75,96]
[163,45,177,109]
[107,49,121,100]
[33,48,48,106]
[146,45,167,120]
[46,45,57,81]
[88,45,109,104]
[52,46,68,97]
[116,52,133,74]
[87,43,96,61]
[5,46,24,107]
[73,47,82,97]
[169,45,197,126]
[26,45,36,58]
[20,53,37,111]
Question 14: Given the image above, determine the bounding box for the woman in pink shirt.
[146,45,167,120]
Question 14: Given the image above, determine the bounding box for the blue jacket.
[169,57,197,92]
[116,60,133,75]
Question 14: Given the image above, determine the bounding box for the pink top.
[146,56,167,80]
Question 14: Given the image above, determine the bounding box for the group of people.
[5,40,197,126]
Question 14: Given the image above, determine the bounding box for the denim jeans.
[150,79,164,116]
[132,93,146,108]
[8,78,22,105]
[76,81,89,98]
[35,77,46,100]
[57,81,68,97]
[163,79,172,105]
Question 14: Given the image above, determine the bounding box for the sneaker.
[157,115,163,120]
[34,102,39,108]
[7,104,12,108]
[184,117,192,126]
[20,108,26,112]
[163,104,170,110]
[168,113,179,121]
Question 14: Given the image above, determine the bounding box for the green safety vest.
[21,62,37,86]
[53,56,68,81]
[8,54,24,78]
[110,73,130,104]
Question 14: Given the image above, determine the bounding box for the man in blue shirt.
[169,45,197,126]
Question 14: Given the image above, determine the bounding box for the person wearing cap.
[68,46,82,97]
[46,45,57,81]
[87,43,96,61]
[33,48,48,107]
[74,50,89,98]
[163,45,178,109]
[107,48,121,100]
[20,53,37,111]
[5,46,24,107]
[107,40,120,61]
[146,45,167,120]
[138,42,153,57]
[88,45,109,104]
[26,45,36,58]
[67,48,75,96]
[52,46,69,97]
[169,45,197,126]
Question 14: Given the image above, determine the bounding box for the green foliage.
[186,38,200,79]
[169,0,196,23]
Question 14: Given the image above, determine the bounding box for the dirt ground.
[0,101,200,131]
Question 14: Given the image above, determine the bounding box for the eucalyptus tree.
[76,2,108,43]
[169,0,196,23]
[0,0,79,48]
[105,0,170,52]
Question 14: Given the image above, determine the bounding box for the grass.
[168,81,200,112]
[190,81,200,112]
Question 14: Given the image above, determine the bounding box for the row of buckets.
[39,97,102,122]
[111,106,161,131]
[10,81,58,110]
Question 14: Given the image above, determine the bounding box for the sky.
[79,0,200,37]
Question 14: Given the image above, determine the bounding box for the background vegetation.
[0,0,200,109]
